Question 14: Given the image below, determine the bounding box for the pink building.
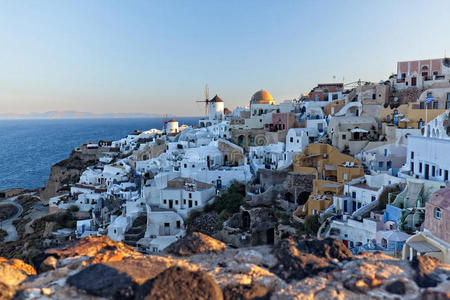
[397,58,445,81]
[265,112,296,132]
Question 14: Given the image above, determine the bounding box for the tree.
[304,214,320,235]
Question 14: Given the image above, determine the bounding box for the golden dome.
[250,90,274,105]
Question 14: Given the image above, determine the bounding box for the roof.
[321,182,342,188]
[428,188,450,210]
[210,95,224,103]
[408,241,441,253]
[381,230,410,242]
[333,116,376,125]
[250,90,275,105]
[168,119,178,123]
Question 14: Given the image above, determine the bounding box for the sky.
[0,0,449,116]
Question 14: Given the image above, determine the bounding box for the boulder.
[222,282,270,300]
[0,282,15,300]
[43,235,141,265]
[165,232,226,256]
[411,256,441,288]
[67,263,137,300]
[270,237,351,281]
[385,280,406,295]
[136,266,223,300]
[0,258,36,287]
[39,256,57,273]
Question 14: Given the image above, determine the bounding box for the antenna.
[205,84,209,101]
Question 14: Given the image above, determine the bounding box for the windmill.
[196,84,210,117]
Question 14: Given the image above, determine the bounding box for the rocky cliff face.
[1,234,449,300]
[40,151,97,202]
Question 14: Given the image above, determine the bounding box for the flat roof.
[408,241,441,253]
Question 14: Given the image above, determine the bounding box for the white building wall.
[406,136,450,182]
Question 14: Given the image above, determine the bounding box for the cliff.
[40,151,97,202]
[1,234,449,300]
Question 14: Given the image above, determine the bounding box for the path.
[0,197,23,242]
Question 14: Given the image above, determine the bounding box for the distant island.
[0,111,162,119]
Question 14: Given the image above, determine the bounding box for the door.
[411,77,417,86]
[425,164,429,180]
[164,223,170,235]
[169,200,173,209]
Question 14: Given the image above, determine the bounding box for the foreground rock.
[36,235,142,270]
[271,236,352,281]
[136,266,223,300]
[2,234,449,300]
[165,232,226,256]
[0,257,36,300]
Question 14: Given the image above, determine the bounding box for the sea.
[0,117,201,191]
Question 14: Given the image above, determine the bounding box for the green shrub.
[304,214,320,235]
[292,220,305,235]
[213,192,243,215]
[68,205,80,212]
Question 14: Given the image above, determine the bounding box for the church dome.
[250,90,274,105]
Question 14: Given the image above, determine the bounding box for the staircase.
[124,214,147,246]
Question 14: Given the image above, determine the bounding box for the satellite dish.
[394,97,399,102]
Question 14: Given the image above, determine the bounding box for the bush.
[68,205,80,212]
[211,181,245,215]
[304,214,320,235]
[292,220,305,235]
[213,192,243,215]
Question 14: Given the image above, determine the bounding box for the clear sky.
[1,0,449,116]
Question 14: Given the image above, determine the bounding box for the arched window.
[435,207,441,219]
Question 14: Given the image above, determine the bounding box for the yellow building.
[381,102,446,129]
[293,144,364,219]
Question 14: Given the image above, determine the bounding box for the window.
[411,151,414,159]
[189,193,192,198]
[378,161,384,168]
[163,199,167,204]
[446,170,449,181]
[420,102,425,109]
[290,137,293,143]
[432,166,436,177]
[411,162,414,172]
[419,163,423,173]
[435,208,441,219]
[371,196,376,202]
[192,164,195,168]
[352,191,356,199]
[342,134,346,140]
[357,202,362,209]
[195,201,198,206]
[176,221,181,229]
[183,199,186,204]
[184,164,187,168]
[440,169,442,176]
[384,149,388,157]
[175,200,179,205]
[433,101,439,109]
[387,161,392,169]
